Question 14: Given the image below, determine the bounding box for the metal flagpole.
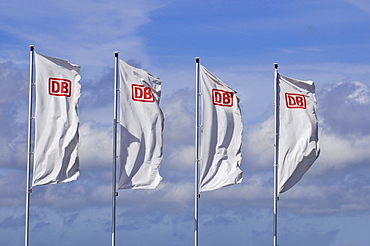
[112,51,119,246]
[25,45,35,246]
[194,57,201,246]
[273,63,279,246]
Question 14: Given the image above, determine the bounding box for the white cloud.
[229,79,370,215]
[201,175,271,208]
[0,1,171,76]
[167,145,194,172]
[2,1,370,244]
[345,81,370,104]
[79,121,112,168]
[244,117,274,169]
[281,181,370,214]
[158,182,193,211]
[319,81,370,135]
[315,132,370,173]
[162,88,194,146]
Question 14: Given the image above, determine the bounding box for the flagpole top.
[274,63,278,69]
[114,51,119,57]
[195,57,200,63]
[30,45,34,51]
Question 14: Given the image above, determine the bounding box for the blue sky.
[1,0,370,245]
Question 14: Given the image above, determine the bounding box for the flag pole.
[273,63,279,246]
[112,51,119,246]
[194,57,201,246]
[25,45,35,246]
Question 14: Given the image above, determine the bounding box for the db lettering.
[212,89,233,107]
[132,84,155,102]
[48,78,72,97]
[285,93,306,109]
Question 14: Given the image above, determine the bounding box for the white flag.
[199,65,243,192]
[118,60,163,189]
[33,53,80,186]
[278,74,320,193]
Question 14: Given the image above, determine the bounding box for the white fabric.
[118,59,163,189]
[33,53,80,186]
[199,65,243,192]
[278,74,320,193]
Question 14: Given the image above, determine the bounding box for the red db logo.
[212,89,233,107]
[285,93,306,109]
[132,84,155,102]
[48,78,72,97]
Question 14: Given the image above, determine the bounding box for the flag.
[278,74,320,193]
[199,65,243,192]
[33,53,81,186]
[118,60,163,189]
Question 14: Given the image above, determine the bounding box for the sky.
[1,0,370,245]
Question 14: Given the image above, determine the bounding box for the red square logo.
[131,84,155,102]
[285,93,306,109]
[212,89,233,107]
[48,78,72,97]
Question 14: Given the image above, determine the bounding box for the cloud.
[166,145,194,172]
[243,117,274,169]
[346,81,370,104]
[0,170,25,206]
[34,221,50,229]
[79,67,114,111]
[63,213,79,226]
[79,121,112,168]
[1,0,370,245]
[279,224,339,246]
[0,62,28,169]
[11,79,368,217]
[162,88,195,146]
[157,182,193,212]
[0,1,171,76]
[316,133,370,173]
[279,81,370,214]
[344,0,370,14]
[319,81,370,136]
[202,213,234,226]
[233,80,370,215]
[0,215,24,229]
